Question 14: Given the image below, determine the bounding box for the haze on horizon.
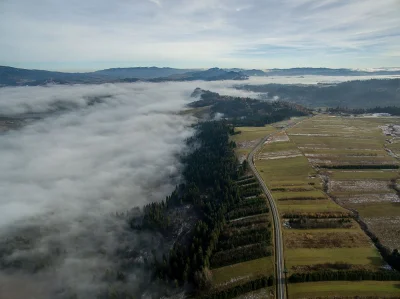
[1,0,400,72]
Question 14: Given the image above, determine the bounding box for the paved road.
[248,133,286,299]
[247,120,304,299]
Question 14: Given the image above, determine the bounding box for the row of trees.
[226,205,269,220]
[211,243,271,268]
[146,121,243,288]
[289,270,400,283]
[222,222,270,236]
[322,164,399,170]
[289,217,352,229]
[282,211,351,219]
[199,275,274,299]
[217,231,271,251]
[236,197,266,208]
[327,106,400,116]
[226,214,269,228]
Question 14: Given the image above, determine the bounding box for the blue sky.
[0,0,399,71]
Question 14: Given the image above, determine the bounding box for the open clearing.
[285,247,384,270]
[289,281,400,298]
[211,257,273,288]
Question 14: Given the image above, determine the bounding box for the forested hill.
[0,66,247,86]
[237,78,400,109]
[189,88,310,126]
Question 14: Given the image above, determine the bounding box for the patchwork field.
[287,115,400,252]
[289,281,400,298]
[205,173,275,298]
[253,115,400,298]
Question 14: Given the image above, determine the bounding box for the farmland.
[204,171,275,298]
[289,281,400,298]
[287,115,400,251]
[250,115,400,297]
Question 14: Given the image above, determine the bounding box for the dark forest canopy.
[326,106,400,116]
[131,121,244,290]
[189,88,310,126]
[237,78,400,109]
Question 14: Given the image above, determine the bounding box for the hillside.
[0,66,247,86]
[189,88,309,126]
[238,79,400,108]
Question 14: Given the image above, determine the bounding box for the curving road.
[246,119,308,298]
[248,133,286,299]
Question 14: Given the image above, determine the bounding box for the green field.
[348,202,400,218]
[211,257,273,288]
[278,199,346,214]
[289,281,400,298]
[273,190,327,200]
[285,247,383,270]
[256,155,318,187]
[329,170,399,180]
[231,125,277,143]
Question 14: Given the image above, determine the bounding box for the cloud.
[148,0,162,7]
[0,82,201,298]
[0,0,399,69]
[0,78,273,298]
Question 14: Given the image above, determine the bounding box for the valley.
[231,114,400,298]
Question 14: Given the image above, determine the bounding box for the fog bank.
[0,82,204,298]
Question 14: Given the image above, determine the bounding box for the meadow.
[253,115,400,297]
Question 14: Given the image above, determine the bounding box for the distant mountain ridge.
[229,67,400,77]
[0,66,247,86]
[92,67,196,79]
[1,65,400,87]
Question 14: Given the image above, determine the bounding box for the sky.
[0,0,399,71]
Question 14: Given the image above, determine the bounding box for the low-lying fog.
[0,75,396,298]
[0,80,263,299]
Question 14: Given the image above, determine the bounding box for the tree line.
[198,275,274,299]
[326,106,400,116]
[133,121,243,289]
[289,269,400,283]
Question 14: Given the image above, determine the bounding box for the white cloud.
[0,82,198,298]
[0,79,269,298]
[0,0,399,69]
[148,0,162,7]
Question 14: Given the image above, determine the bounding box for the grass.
[256,155,317,186]
[289,135,387,151]
[289,281,400,298]
[329,169,399,180]
[211,257,273,288]
[231,125,277,144]
[285,247,384,270]
[278,199,346,213]
[349,202,400,218]
[273,190,327,200]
